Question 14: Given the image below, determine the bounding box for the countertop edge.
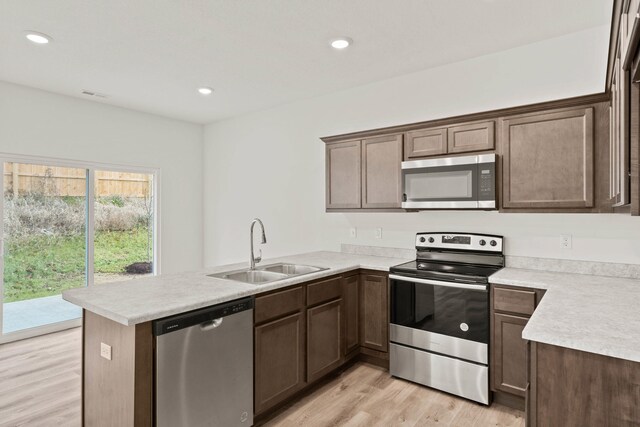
[489,267,640,364]
[62,252,405,327]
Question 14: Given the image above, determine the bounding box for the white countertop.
[490,268,640,363]
[62,251,410,326]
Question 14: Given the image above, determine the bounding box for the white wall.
[204,25,640,266]
[0,81,204,273]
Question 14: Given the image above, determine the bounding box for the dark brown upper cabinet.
[448,121,495,154]
[325,140,362,209]
[325,134,403,211]
[500,107,595,209]
[403,121,494,161]
[361,134,403,208]
[404,128,447,159]
[323,92,614,214]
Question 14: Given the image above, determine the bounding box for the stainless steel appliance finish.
[389,232,503,405]
[390,343,490,405]
[401,154,496,210]
[390,324,488,364]
[154,297,254,427]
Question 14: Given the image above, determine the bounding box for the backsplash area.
[340,244,414,260]
[342,244,640,280]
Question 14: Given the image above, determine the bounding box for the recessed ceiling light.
[330,37,352,50]
[25,31,52,44]
[198,87,213,95]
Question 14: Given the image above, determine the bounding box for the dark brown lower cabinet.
[359,273,388,353]
[493,313,529,397]
[343,274,359,355]
[307,299,343,383]
[490,284,545,410]
[254,312,305,415]
[254,270,389,419]
[529,342,640,427]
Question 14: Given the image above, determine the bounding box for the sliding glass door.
[93,170,155,285]
[0,158,158,343]
[2,162,85,336]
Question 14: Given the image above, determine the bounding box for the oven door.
[401,154,495,209]
[389,274,489,364]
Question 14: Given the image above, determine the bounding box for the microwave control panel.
[477,162,496,202]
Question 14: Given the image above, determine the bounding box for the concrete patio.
[3,295,82,334]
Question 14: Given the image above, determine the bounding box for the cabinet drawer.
[493,287,536,316]
[255,286,305,324]
[307,276,342,307]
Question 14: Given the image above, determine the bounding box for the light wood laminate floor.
[264,363,525,427]
[0,328,81,427]
[0,328,523,427]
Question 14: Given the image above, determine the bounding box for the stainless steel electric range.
[389,232,504,405]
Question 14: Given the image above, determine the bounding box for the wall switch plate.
[349,228,357,238]
[375,228,382,239]
[100,342,112,361]
[560,234,572,249]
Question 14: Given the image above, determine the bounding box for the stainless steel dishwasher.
[153,297,254,427]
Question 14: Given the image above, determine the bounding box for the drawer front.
[307,276,342,307]
[255,286,305,324]
[493,287,536,316]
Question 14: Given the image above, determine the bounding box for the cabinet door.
[404,128,447,159]
[343,274,359,355]
[361,134,403,208]
[501,108,594,209]
[255,312,305,415]
[307,299,342,383]
[359,274,388,352]
[326,140,361,209]
[610,56,630,207]
[493,312,529,397]
[447,121,495,154]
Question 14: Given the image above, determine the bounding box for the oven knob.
[479,239,486,246]
[419,237,426,243]
[428,237,435,243]
[490,240,497,247]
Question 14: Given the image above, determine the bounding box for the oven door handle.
[389,274,488,291]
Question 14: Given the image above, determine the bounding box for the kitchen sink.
[208,269,287,284]
[208,263,328,285]
[262,263,325,275]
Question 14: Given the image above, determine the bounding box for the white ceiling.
[0,0,613,124]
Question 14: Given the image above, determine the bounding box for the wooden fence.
[3,163,151,198]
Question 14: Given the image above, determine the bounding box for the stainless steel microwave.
[401,154,496,210]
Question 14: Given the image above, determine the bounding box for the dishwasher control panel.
[153,296,254,336]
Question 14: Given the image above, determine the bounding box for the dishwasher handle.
[200,318,223,331]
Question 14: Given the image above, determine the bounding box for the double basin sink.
[208,263,328,285]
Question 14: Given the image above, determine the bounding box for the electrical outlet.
[100,342,112,361]
[560,234,572,249]
[349,228,357,238]
[375,228,382,239]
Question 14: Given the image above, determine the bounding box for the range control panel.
[415,232,503,253]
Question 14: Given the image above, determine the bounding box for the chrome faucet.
[250,218,267,269]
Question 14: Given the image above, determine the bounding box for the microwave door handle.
[389,274,487,291]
